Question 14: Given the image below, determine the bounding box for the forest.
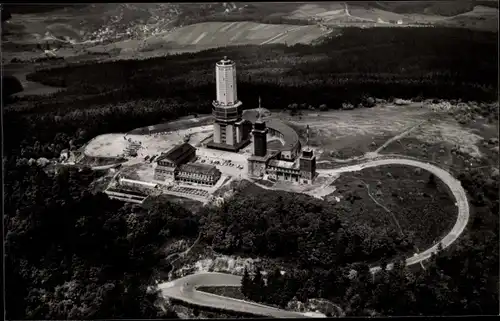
[352,1,499,16]
[238,165,499,316]
[3,161,191,319]
[5,158,498,318]
[3,26,498,318]
[200,188,413,267]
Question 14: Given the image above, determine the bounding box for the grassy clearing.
[196,286,246,301]
[328,164,457,250]
[380,136,495,175]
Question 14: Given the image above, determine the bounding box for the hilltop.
[2,2,497,63]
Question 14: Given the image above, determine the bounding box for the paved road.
[160,157,469,316]
[159,272,308,318]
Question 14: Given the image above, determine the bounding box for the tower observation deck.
[208,57,251,152]
[212,56,243,122]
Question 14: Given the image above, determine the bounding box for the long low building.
[154,143,221,186]
[177,163,221,186]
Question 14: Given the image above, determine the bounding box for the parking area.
[194,156,247,178]
[196,157,244,170]
[193,147,248,178]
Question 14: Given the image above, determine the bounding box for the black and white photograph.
[2,1,499,319]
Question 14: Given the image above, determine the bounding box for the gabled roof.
[178,163,220,176]
[157,143,196,164]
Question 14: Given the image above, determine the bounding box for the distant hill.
[3,5,89,14]
[350,1,498,16]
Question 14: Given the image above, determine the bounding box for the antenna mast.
[306,125,310,150]
[258,96,262,121]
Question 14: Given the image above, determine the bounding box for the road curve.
[315,157,469,272]
[159,272,308,318]
[160,157,469,315]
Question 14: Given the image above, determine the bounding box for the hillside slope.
[86,21,330,57]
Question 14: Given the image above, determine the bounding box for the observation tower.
[208,56,251,151]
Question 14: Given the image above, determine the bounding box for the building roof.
[179,163,220,176]
[216,56,234,66]
[268,159,299,170]
[242,110,300,153]
[266,119,300,151]
[157,143,196,164]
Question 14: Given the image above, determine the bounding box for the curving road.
[314,157,469,272]
[160,157,470,316]
[159,272,308,318]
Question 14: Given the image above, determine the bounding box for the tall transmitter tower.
[208,56,251,151]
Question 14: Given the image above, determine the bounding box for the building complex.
[152,56,316,187]
[247,105,316,184]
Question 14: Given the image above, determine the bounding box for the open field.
[128,115,214,135]
[284,103,491,162]
[287,3,345,19]
[436,5,499,31]
[86,21,330,57]
[3,2,497,68]
[378,115,499,175]
[83,125,213,158]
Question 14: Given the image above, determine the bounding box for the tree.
[427,173,436,187]
[251,266,266,302]
[266,268,285,305]
[241,267,251,297]
[365,97,375,107]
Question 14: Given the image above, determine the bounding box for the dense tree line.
[25,27,497,108]
[353,1,499,16]
[200,189,411,268]
[3,159,201,319]
[7,159,494,317]
[2,75,23,102]
[235,167,499,316]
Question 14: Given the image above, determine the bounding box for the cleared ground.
[83,125,213,158]
[84,102,496,202]
[284,103,489,162]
